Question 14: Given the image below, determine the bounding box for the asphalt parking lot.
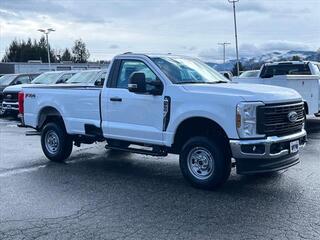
[0,117,320,240]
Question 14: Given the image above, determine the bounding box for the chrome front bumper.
[230,130,307,174]
[230,130,307,159]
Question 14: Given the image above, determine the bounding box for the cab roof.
[116,52,193,59]
[264,61,311,66]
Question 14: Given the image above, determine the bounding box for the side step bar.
[25,131,41,136]
[105,145,168,157]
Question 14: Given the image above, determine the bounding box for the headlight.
[236,102,265,139]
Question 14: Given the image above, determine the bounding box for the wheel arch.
[37,106,65,130]
[172,116,231,155]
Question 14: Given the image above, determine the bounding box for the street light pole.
[37,28,55,70]
[228,0,240,76]
[218,42,231,64]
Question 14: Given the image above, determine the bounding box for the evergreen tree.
[72,39,90,63]
[1,37,57,62]
[291,55,301,61]
[2,39,19,62]
[61,48,72,61]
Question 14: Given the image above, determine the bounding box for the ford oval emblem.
[288,111,298,123]
[7,94,12,99]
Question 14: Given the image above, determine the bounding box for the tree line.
[2,37,90,63]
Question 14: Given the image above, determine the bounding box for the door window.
[116,60,157,89]
[15,76,30,84]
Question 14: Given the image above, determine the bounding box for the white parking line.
[0,165,46,178]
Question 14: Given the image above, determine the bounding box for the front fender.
[164,106,238,146]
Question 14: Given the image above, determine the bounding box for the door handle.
[110,97,122,102]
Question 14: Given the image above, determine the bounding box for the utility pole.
[228,0,240,76]
[218,42,231,64]
[37,28,55,70]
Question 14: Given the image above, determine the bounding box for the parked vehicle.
[233,61,320,116]
[2,71,77,116]
[66,69,107,86]
[0,73,39,114]
[238,70,260,78]
[20,53,306,189]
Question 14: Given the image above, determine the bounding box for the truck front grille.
[3,92,18,103]
[257,101,304,136]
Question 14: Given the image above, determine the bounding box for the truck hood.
[182,83,302,103]
[3,84,33,93]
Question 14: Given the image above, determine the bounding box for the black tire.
[179,136,231,190]
[41,122,73,162]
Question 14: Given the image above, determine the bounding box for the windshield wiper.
[206,81,228,84]
[176,81,206,84]
[177,81,228,84]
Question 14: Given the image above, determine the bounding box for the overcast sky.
[0,0,319,62]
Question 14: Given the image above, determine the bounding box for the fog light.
[241,144,265,154]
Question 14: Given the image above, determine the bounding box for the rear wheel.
[41,122,73,162]
[179,136,231,189]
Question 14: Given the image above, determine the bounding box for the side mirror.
[15,80,22,85]
[56,79,65,84]
[223,73,231,80]
[147,80,163,95]
[128,72,146,93]
[261,73,273,78]
[95,77,105,87]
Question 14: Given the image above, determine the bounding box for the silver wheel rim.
[187,147,214,180]
[45,130,60,155]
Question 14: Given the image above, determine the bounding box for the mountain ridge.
[207,50,320,71]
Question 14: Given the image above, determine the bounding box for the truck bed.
[23,85,102,135]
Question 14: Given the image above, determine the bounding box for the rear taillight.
[18,92,24,114]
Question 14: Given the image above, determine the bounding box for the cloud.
[198,41,312,62]
[0,0,66,15]
[260,41,311,52]
[0,0,108,23]
[210,1,268,13]
[0,0,319,60]
[109,44,119,49]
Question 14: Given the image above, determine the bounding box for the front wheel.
[41,122,73,162]
[179,136,231,190]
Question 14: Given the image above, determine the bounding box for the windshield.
[31,72,61,84]
[151,57,228,84]
[66,71,100,84]
[0,75,16,86]
[239,70,260,78]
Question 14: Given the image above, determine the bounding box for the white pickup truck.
[20,53,307,189]
[233,61,320,116]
